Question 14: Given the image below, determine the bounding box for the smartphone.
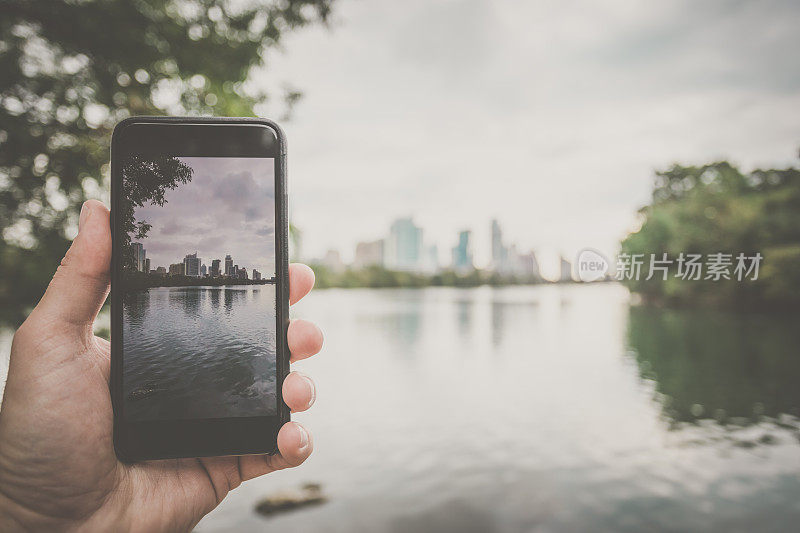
[110,117,290,461]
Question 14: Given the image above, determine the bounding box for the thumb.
[32,200,111,330]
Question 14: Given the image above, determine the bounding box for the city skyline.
[318,216,551,279]
[130,243,268,281]
[131,157,276,277]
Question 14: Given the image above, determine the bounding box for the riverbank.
[123,272,275,291]
[307,263,559,289]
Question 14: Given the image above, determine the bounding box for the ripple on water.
[122,285,278,420]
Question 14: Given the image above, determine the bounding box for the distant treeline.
[621,153,800,309]
[307,264,547,289]
[123,270,274,291]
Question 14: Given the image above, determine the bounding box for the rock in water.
[127,383,165,402]
[254,483,327,517]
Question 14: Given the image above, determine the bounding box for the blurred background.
[2,0,800,531]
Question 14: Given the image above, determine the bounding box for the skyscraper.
[252,269,261,281]
[452,230,474,272]
[184,252,201,277]
[491,219,508,273]
[144,258,150,274]
[517,251,541,281]
[131,242,146,272]
[200,264,207,277]
[225,255,233,277]
[322,249,345,273]
[422,244,439,273]
[211,259,221,277]
[354,239,384,269]
[386,217,422,271]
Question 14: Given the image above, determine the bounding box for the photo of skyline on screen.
[120,156,278,421]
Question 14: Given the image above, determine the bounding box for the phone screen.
[120,155,278,422]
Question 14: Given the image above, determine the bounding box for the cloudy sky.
[252,0,800,271]
[134,157,275,275]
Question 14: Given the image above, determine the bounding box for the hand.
[0,200,324,532]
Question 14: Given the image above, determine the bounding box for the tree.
[120,155,193,269]
[0,0,335,324]
[620,151,800,308]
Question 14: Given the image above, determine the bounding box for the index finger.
[289,263,315,305]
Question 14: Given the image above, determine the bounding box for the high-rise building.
[184,252,201,277]
[386,217,422,271]
[252,269,261,281]
[452,230,474,272]
[131,242,146,272]
[200,264,207,277]
[169,263,185,276]
[422,244,439,273]
[211,259,221,277]
[491,219,508,273]
[354,239,384,270]
[225,255,233,277]
[144,258,150,274]
[517,251,541,281]
[322,249,345,273]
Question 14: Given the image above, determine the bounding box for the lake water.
[2,284,799,531]
[193,283,800,532]
[123,285,277,420]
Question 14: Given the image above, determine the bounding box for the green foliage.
[621,153,800,308]
[308,263,544,290]
[123,270,272,291]
[0,0,335,325]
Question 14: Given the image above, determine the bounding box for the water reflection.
[209,287,221,310]
[390,311,423,356]
[456,298,473,340]
[223,287,248,315]
[123,290,149,327]
[196,285,800,533]
[367,290,424,357]
[170,287,202,318]
[491,299,504,349]
[627,306,800,427]
[122,286,277,420]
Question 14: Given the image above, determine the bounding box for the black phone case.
[110,116,291,461]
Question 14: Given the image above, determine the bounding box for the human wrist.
[0,488,61,532]
[0,489,133,533]
[0,470,114,532]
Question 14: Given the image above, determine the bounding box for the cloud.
[133,157,276,274]
[255,0,800,265]
[159,218,186,236]
[207,170,274,215]
[255,225,275,237]
[198,234,226,251]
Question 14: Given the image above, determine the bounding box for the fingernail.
[297,424,309,450]
[79,202,90,232]
[300,372,316,409]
